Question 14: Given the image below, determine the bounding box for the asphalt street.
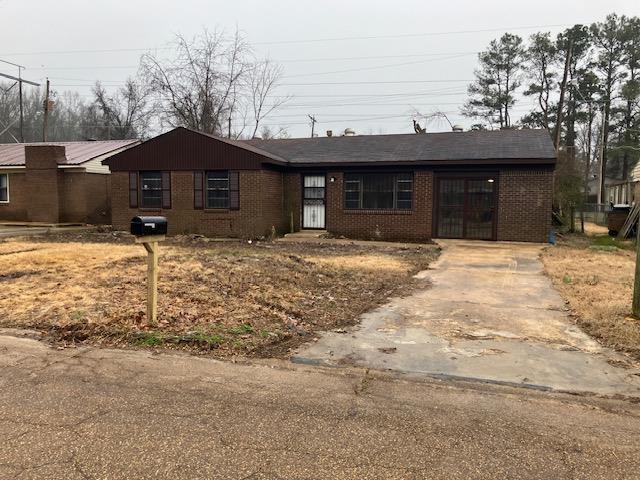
[1,333,640,479]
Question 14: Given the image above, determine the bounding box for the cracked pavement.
[1,334,640,479]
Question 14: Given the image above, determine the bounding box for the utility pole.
[597,105,606,205]
[0,59,40,143]
[18,70,23,142]
[42,78,50,142]
[308,114,317,138]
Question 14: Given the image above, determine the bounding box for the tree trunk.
[554,39,573,151]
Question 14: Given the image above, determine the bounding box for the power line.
[251,24,570,45]
[284,53,473,79]
[49,80,472,88]
[277,52,479,63]
[280,80,473,86]
[28,65,139,71]
[23,53,475,75]
[0,23,570,57]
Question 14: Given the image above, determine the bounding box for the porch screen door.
[436,177,496,240]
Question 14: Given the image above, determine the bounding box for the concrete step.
[284,230,327,239]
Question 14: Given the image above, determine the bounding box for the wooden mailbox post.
[136,235,165,324]
[131,216,168,325]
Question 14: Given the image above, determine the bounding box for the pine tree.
[463,33,525,129]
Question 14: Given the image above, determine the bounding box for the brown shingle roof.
[0,140,139,167]
[244,129,556,166]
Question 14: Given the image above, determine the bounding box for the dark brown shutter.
[229,171,240,210]
[161,171,171,209]
[194,171,204,209]
[129,172,138,208]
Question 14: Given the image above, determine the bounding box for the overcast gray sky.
[1,0,638,137]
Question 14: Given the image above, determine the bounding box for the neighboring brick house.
[0,140,139,224]
[105,127,556,242]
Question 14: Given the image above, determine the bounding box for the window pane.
[206,171,229,208]
[345,180,360,192]
[362,174,394,209]
[345,191,360,201]
[208,179,227,189]
[207,194,229,209]
[140,171,162,208]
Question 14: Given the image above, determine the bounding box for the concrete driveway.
[294,240,640,396]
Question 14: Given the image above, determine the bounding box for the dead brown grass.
[0,233,438,357]
[542,234,640,359]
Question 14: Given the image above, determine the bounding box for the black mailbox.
[130,216,168,236]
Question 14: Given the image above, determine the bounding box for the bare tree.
[258,125,289,140]
[248,59,289,138]
[93,78,150,139]
[140,29,287,138]
[141,28,252,135]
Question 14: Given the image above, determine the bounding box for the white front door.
[302,175,326,229]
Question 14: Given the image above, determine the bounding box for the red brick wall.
[258,169,288,236]
[111,170,286,238]
[496,168,553,243]
[0,170,111,224]
[324,171,433,241]
[111,166,553,243]
[59,172,111,224]
[283,172,301,233]
[0,171,28,221]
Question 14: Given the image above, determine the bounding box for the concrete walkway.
[294,240,640,396]
[0,225,93,238]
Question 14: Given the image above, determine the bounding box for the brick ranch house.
[104,127,556,242]
[0,140,138,224]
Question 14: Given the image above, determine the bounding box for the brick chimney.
[25,145,65,223]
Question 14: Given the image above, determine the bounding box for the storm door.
[302,175,326,229]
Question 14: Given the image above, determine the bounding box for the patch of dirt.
[542,233,640,360]
[0,232,439,358]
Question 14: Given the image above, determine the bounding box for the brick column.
[25,145,65,223]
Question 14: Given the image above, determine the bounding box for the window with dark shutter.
[229,171,240,210]
[194,171,204,209]
[344,173,413,210]
[161,172,171,209]
[129,172,138,208]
